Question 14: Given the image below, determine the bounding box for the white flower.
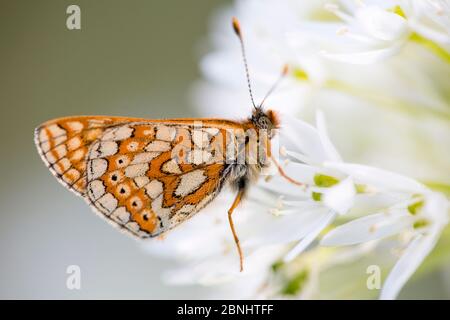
[143,191,287,298]
[317,0,450,64]
[318,1,410,64]
[262,110,360,262]
[321,165,449,299]
[260,110,449,299]
[268,242,378,299]
[266,109,425,262]
[193,0,450,186]
[402,0,450,45]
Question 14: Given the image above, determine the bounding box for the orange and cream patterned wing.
[84,121,229,238]
[34,116,145,196]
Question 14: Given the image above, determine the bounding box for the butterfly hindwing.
[34,116,146,196]
[84,121,229,238]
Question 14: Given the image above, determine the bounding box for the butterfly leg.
[228,188,245,272]
[271,155,304,186]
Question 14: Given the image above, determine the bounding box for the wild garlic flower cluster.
[146,0,450,299]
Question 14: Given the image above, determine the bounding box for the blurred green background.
[0,0,448,299]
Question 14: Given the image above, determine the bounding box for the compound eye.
[259,117,270,129]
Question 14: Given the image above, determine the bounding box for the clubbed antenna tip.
[231,16,257,109]
[232,17,241,37]
[259,64,290,108]
[282,64,289,76]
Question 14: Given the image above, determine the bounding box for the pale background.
[0,0,448,299]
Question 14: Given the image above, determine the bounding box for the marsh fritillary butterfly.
[34,18,302,271]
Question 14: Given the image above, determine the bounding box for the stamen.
[269,196,285,216]
[429,0,444,15]
[324,3,354,23]
[354,0,365,8]
[336,26,349,36]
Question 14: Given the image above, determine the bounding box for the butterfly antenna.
[232,17,257,110]
[259,64,289,108]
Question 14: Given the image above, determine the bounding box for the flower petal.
[320,45,403,64]
[380,233,440,300]
[316,110,342,162]
[409,19,450,44]
[321,212,411,246]
[243,207,326,247]
[323,162,429,194]
[284,210,336,262]
[355,6,408,42]
[280,114,330,163]
[322,177,356,215]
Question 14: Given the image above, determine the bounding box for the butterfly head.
[251,107,280,138]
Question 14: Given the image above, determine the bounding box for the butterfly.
[34,18,301,271]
